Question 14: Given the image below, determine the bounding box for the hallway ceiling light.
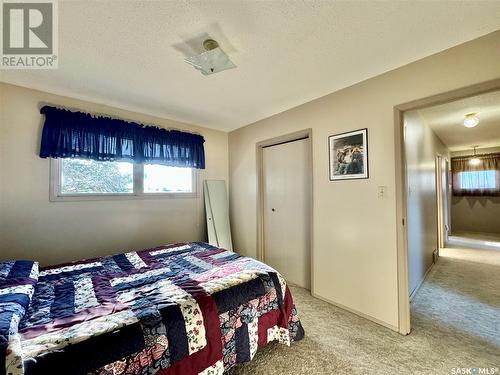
[184,39,236,76]
[463,112,479,128]
[469,158,481,166]
[469,146,480,166]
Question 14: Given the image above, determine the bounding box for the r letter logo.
[1,0,58,69]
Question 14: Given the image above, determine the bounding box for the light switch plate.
[378,185,387,198]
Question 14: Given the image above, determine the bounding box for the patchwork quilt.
[0,243,304,375]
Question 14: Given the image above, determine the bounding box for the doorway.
[394,78,500,335]
[256,129,313,291]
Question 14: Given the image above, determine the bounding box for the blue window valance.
[39,105,205,169]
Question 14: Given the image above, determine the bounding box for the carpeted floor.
[228,247,500,374]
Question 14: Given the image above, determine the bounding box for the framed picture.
[328,128,368,181]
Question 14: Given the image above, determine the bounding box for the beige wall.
[0,83,228,266]
[228,30,500,329]
[450,147,500,236]
[404,111,449,295]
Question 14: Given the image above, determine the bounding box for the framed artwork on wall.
[329,128,369,181]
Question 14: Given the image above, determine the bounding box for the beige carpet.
[229,247,500,374]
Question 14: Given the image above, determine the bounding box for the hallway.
[229,246,500,374]
[412,245,500,361]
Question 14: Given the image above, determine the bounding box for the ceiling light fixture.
[469,146,481,166]
[184,39,236,76]
[463,112,479,128]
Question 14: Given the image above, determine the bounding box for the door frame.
[256,129,314,291]
[436,154,450,251]
[394,78,500,335]
[435,154,444,252]
[443,158,451,240]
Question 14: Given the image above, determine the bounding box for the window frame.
[49,159,198,201]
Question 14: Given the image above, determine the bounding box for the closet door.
[263,138,311,289]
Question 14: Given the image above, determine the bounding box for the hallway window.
[451,153,500,196]
[458,170,497,191]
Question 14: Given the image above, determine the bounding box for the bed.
[0,242,304,375]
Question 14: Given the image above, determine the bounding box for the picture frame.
[328,128,369,181]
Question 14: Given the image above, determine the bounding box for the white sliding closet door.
[263,138,311,290]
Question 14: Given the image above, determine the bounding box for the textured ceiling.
[418,90,500,152]
[1,1,500,131]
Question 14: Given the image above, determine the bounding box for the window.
[51,159,196,201]
[458,170,497,191]
[61,159,134,194]
[143,165,193,193]
[451,154,500,196]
